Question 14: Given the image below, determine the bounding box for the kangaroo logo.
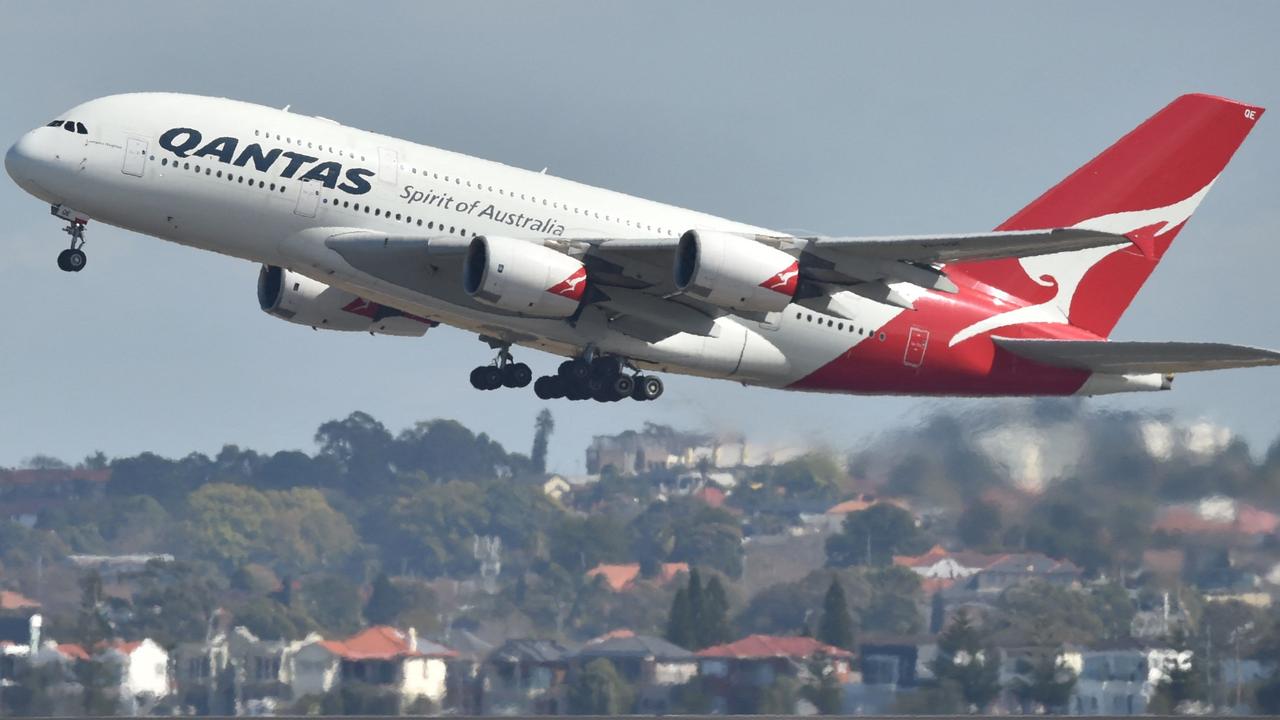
[949,179,1217,347]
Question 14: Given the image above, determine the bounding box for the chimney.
[408,626,418,652]
[29,613,43,651]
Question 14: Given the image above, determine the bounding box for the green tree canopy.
[825,504,928,567]
[818,578,855,650]
[568,659,634,715]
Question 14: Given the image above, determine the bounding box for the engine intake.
[673,229,799,314]
[257,265,434,336]
[463,235,586,318]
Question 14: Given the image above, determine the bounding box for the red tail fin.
[953,94,1264,338]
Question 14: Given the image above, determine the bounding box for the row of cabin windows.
[254,128,366,162]
[47,120,88,135]
[156,155,288,194]
[319,196,472,238]
[796,311,885,341]
[254,127,676,237]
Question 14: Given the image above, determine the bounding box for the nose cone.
[5,132,34,183]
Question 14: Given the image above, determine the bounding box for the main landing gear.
[469,345,533,391]
[532,355,664,403]
[55,214,88,273]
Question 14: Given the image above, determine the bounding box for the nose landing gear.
[52,206,88,273]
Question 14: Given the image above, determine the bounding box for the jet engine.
[673,229,799,313]
[256,265,433,336]
[463,235,587,318]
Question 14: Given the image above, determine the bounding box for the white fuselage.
[6,93,903,388]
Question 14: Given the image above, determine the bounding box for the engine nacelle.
[463,235,587,318]
[257,265,434,336]
[673,229,799,313]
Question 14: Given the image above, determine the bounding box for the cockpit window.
[49,120,87,134]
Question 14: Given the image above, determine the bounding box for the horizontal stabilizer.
[993,337,1280,374]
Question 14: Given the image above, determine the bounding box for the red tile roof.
[321,626,455,661]
[694,486,726,508]
[0,469,110,486]
[0,590,40,611]
[697,634,853,660]
[586,562,689,592]
[57,643,90,661]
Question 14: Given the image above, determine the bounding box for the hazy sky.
[2,1,1278,473]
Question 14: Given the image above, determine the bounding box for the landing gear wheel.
[502,362,532,388]
[65,249,86,272]
[469,367,488,390]
[57,249,73,272]
[534,375,565,400]
[636,375,664,401]
[559,359,590,384]
[611,374,635,398]
[478,366,503,390]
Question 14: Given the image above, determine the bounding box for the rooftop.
[697,634,853,660]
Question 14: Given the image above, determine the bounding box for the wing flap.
[994,337,1280,374]
[800,228,1131,265]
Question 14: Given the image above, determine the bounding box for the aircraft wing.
[993,337,1280,374]
[796,228,1131,264]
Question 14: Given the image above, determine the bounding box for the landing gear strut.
[469,341,532,391]
[55,212,88,273]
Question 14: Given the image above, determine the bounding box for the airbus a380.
[6,92,1279,402]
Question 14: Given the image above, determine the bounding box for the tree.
[300,574,364,635]
[531,409,555,474]
[364,572,405,625]
[825,504,927,567]
[666,586,696,649]
[568,659,634,714]
[818,578,855,650]
[698,576,733,649]
[931,610,1001,713]
[1012,651,1077,714]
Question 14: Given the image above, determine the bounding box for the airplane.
[6,92,1279,403]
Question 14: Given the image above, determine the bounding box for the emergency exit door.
[903,327,930,368]
[122,137,148,177]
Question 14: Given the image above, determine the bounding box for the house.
[822,496,912,532]
[173,625,312,714]
[1070,643,1193,715]
[697,635,854,713]
[896,546,1082,595]
[572,632,698,713]
[857,634,937,688]
[438,628,492,715]
[482,638,572,715]
[98,639,171,715]
[315,626,454,709]
[584,562,688,592]
[541,475,572,502]
[1153,495,1280,540]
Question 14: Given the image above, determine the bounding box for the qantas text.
[158,128,374,195]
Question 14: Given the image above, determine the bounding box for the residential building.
[584,562,688,593]
[572,632,697,713]
[438,629,492,715]
[0,468,109,526]
[307,626,454,709]
[697,635,854,714]
[98,639,171,715]
[482,639,572,715]
[1071,643,1193,715]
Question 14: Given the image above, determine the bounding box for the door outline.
[903,326,930,368]
[378,147,398,185]
[294,180,320,218]
[122,136,148,177]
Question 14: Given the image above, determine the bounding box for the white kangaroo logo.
[949,178,1217,347]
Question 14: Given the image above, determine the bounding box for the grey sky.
[2,1,1278,472]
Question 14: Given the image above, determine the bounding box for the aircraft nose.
[5,131,41,185]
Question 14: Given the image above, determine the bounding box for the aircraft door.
[903,326,930,368]
[122,136,148,177]
[378,147,398,185]
[294,179,320,218]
